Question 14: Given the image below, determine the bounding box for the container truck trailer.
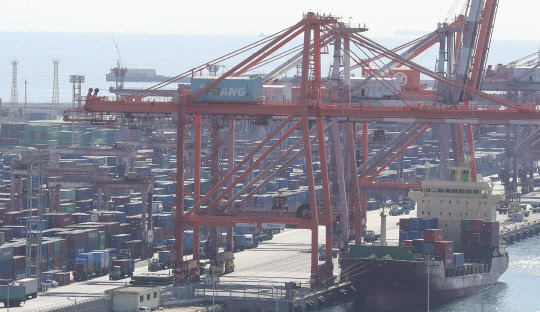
[109,259,135,280]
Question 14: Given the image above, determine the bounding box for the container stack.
[399,217,438,242]
[460,219,500,261]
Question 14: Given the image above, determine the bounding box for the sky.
[2,0,539,41]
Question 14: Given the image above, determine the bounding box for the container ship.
[340,166,509,311]
[106,68,172,82]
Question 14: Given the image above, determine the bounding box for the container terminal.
[1,1,540,311]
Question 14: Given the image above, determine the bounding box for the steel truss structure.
[65,4,540,288]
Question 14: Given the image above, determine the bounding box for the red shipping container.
[472,233,481,244]
[3,211,25,225]
[481,221,499,234]
[462,244,482,258]
[98,214,115,222]
[50,213,74,228]
[424,229,443,243]
[401,240,413,247]
[434,241,453,255]
[444,253,454,269]
[461,232,472,245]
[13,256,26,271]
[53,272,71,286]
[471,220,483,232]
[399,219,410,231]
[12,243,25,256]
[0,273,14,280]
[480,232,500,246]
[119,223,129,234]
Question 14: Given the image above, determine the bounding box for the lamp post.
[480,275,484,312]
[67,297,77,312]
[426,254,430,312]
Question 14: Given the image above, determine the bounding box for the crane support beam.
[367,124,432,181]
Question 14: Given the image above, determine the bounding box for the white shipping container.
[263,85,292,102]
[350,77,401,99]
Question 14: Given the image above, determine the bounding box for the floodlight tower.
[11,59,19,103]
[69,75,85,107]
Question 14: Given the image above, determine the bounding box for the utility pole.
[11,59,19,104]
[52,59,60,116]
[24,79,27,120]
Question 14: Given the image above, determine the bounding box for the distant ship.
[340,166,509,311]
[106,68,172,82]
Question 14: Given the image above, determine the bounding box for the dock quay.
[500,219,540,244]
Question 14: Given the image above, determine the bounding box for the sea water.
[320,235,540,312]
[0,31,538,103]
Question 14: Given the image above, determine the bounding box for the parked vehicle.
[74,251,110,281]
[109,259,135,280]
[318,245,339,261]
[0,286,26,307]
[389,206,400,216]
[0,278,39,306]
[364,230,380,243]
[41,280,58,288]
[148,251,171,272]
[13,278,38,298]
[243,234,255,249]
[233,235,245,252]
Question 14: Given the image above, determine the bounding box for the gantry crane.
[65,4,539,288]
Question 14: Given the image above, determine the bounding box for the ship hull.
[340,256,508,311]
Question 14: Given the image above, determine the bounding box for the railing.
[35,296,112,312]
[162,282,310,303]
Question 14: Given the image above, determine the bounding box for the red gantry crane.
[65,3,539,288]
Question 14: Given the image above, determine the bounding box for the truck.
[0,278,39,306]
[0,286,26,307]
[243,234,256,249]
[74,258,95,281]
[109,259,135,280]
[148,251,171,272]
[233,235,246,252]
[12,278,38,299]
[363,230,380,243]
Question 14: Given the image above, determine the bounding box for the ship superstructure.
[408,166,504,242]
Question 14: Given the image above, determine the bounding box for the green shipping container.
[99,231,106,249]
[60,202,76,213]
[87,229,99,243]
[348,245,415,261]
[461,220,472,232]
[60,189,76,201]
[55,240,61,253]
[0,232,5,245]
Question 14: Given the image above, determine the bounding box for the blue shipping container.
[14,270,26,280]
[454,253,465,267]
[191,77,264,103]
[423,242,435,254]
[428,218,438,229]
[408,231,419,240]
[0,246,14,262]
[0,259,13,274]
[409,218,419,231]
[419,219,430,231]
[399,231,408,241]
[158,251,170,264]
[412,239,424,254]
